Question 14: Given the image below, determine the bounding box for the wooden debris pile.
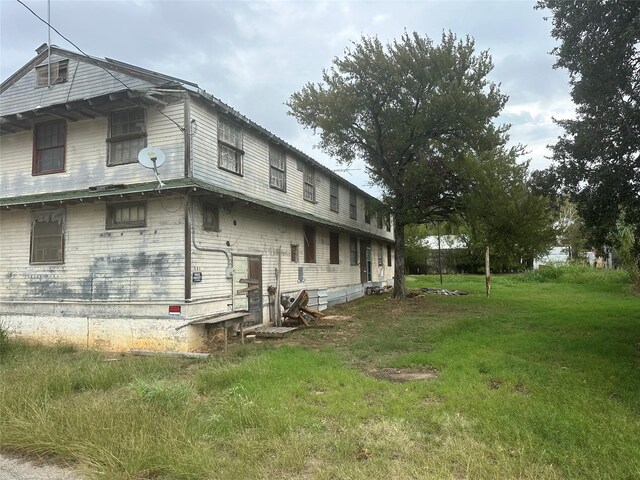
[280,290,324,326]
[420,288,469,296]
[365,285,392,295]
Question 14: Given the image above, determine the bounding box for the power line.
[16,0,187,134]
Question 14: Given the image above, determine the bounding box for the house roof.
[0,44,383,206]
[422,235,467,250]
[0,179,393,244]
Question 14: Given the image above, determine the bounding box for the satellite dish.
[138,147,166,189]
[138,147,166,169]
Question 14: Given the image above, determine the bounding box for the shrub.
[0,322,9,357]
[514,265,630,284]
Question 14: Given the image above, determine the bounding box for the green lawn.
[1,269,639,479]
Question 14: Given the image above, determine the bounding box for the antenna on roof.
[138,147,166,190]
[334,167,361,176]
[47,0,51,87]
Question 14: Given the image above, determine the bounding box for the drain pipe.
[190,199,233,278]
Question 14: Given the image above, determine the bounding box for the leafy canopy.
[536,0,640,252]
[288,31,511,297]
[462,149,557,272]
[288,31,508,226]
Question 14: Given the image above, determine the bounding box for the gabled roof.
[0,43,196,95]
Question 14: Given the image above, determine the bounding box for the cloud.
[1,0,573,192]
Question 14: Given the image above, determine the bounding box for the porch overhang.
[1,178,395,245]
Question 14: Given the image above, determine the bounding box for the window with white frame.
[218,119,243,174]
[108,108,146,166]
[349,190,357,220]
[350,237,358,266]
[106,202,146,229]
[378,245,383,266]
[330,178,339,212]
[377,212,383,229]
[330,231,340,265]
[303,166,315,202]
[33,120,66,175]
[30,210,65,264]
[304,225,316,263]
[269,145,286,191]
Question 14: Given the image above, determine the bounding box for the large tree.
[462,149,556,295]
[288,32,509,298]
[536,1,640,266]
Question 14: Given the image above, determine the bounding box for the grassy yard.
[1,268,639,479]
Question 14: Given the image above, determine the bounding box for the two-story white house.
[0,45,395,352]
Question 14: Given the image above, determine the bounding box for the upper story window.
[269,145,286,191]
[33,120,66,175]
[330,179,339,213]
[107,108,146,166]
[35,60,68,87]
[30,210,65,264]
[218,119,243,175]
[386,213,392,232]
[349,190,357,220]
[303,166,316,203]
[377,213,383,229]
[106,202,146,229]
[364,207,371,224]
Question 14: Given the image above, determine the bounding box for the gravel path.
[0,453,84,480]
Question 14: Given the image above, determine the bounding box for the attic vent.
[36,60,69,87]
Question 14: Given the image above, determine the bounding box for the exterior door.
[359,239,372,284]
[232,255,263,325]
[246,257,262,324]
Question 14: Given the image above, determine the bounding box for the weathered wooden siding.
[0,102,186,197]
[189,99,394,242]
[1,53,159,116]
[188,199,394,319]
[0,197,185,303]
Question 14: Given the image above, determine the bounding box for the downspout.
[184,192,192,302]
[184,95,193,302]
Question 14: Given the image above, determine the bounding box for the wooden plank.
[190,311,250,325]
[254,326,298,338]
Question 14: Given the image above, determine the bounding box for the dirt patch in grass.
[367,367,438,383]
[488,378,503,390]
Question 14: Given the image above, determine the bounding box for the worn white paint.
[0,47,395,352]
[0,102,185,198]
[190,99,394,242]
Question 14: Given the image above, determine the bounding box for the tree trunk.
[485,245,491,298]
[393,221,406,299]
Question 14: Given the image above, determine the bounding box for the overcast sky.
[1,0,573,195]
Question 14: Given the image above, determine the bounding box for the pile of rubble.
[420,288,469,296]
